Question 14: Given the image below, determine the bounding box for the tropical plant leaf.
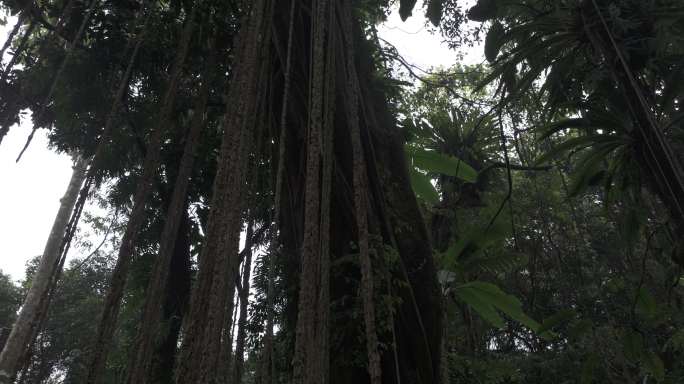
[463,252,528,275]
[535,135,626,166]
[567,144,617,196]
[477,32,574,91]
[442,214,510,269]
[455,284,506,328]
[455,281,540,331]
[538,118,592,140]
[409,167,439,204]
[407,146,478,182]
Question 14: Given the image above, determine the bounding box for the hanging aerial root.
[341,1,382,382]
[85,6,197,383]
[262,1,298,382]
[316,2,337,382]
[173,1,270,382]
[291,0,330,382]
[123,31,216,384]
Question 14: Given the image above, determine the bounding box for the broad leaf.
[455,281,539,331]
[409,168,439,204]
[567,144,616,196]
[442,215,510,269]
[455,285,505,328]
[407,146,478,182]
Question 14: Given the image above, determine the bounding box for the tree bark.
[150,212,192,384]
[85,10,197,383]
[124,35,214,384]
[173,2,268,382]
[269,1,443,382]
[0,155,87,383]
[291,0,329,382]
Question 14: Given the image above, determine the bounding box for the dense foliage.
[1,0,684,383]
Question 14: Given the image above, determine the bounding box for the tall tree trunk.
[261,1,298,382]
[174,2,269,382]
[267,0,443,382]
[150,212,192,384]
[124,34,215,384]
[0,155,87,383]
[85,10,197,383]
[342,1,382,382]
[291,0,330,382]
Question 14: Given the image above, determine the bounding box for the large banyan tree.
[0,0,443,383]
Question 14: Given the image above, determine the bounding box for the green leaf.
[485,22,505,62]
[567,145,616,196]
[455,285,505,328]
[538,118,592,140]
[477,32,573,91]
[409,168,439,204]
[426,0,444,26]
[455,282,539,331]
[535,135,626,166]
[407,146,478,182]
[442,215,510,269]
[463,251,528,275]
